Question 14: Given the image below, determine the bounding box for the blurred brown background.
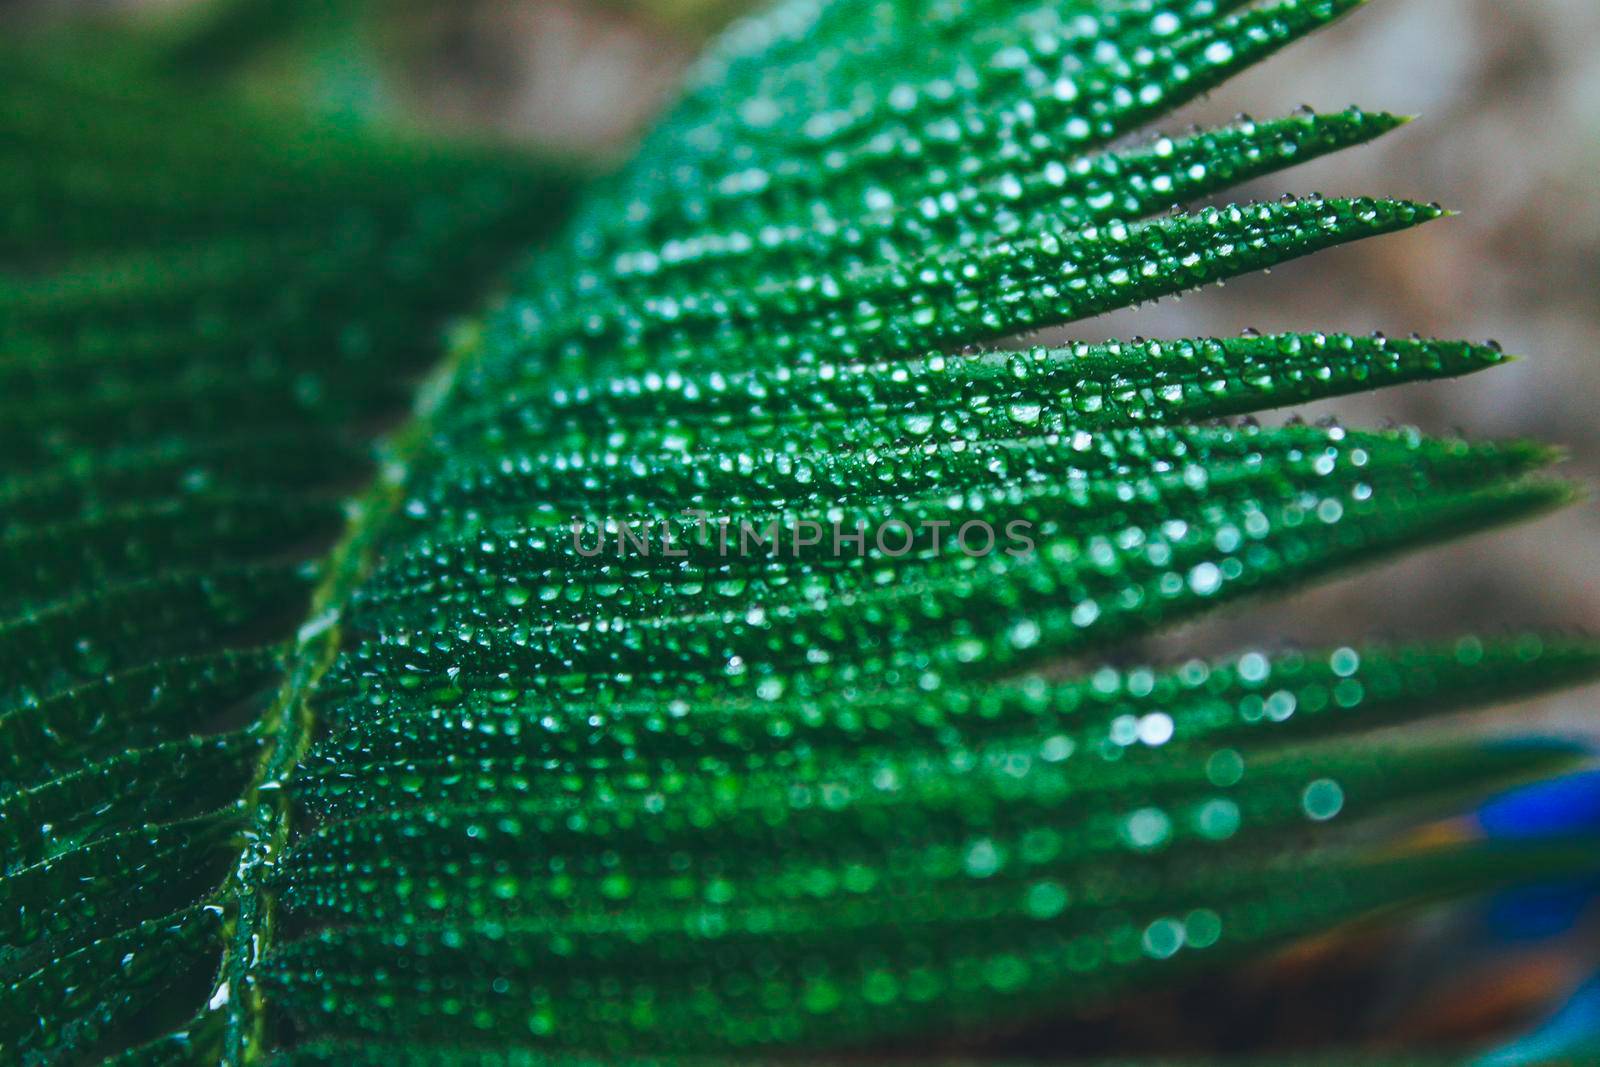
[14,0,1600,734]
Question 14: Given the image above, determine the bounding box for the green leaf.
[269,1052,1465,1067]
[259,839,1593,1051]
[1,2,1595,1065]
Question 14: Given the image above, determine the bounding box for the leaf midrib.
[213,337,478,1065]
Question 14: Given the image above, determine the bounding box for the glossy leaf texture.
[1,2,1597,1066]
[266,1048,1474,1067]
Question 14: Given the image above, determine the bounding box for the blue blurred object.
[1473,974,1600,1066]
[1479,769,1600,941]
[1472,768,1600,1064]
[1480,769,1600,840]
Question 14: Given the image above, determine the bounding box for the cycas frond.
[0,2,1594,1065]
[0,39,578,1064]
